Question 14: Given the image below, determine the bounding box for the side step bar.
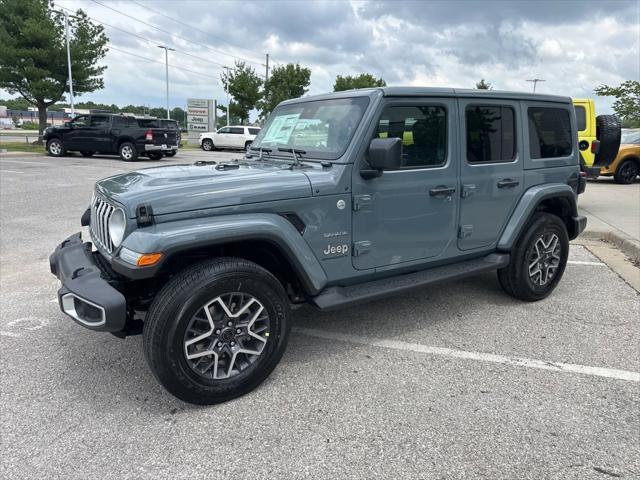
[312,253,510,310]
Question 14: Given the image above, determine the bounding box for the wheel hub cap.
[528,233,561,286]
[183,293,270,380]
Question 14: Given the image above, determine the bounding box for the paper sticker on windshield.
[262,113,300,145]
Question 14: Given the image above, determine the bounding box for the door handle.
[429,186,456,197]
[497,179,520,189]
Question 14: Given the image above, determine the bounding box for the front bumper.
[50,233,126,332]
[144,144,178,152]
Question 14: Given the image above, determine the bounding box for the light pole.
[63,12,75,116]
[158,45,175,119]
[526,78,546,93]
[223,66,231,126]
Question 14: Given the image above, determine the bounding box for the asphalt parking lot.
[1,150,639,479]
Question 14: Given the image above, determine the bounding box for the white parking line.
[567,260,606,266]
[294,327,640,383]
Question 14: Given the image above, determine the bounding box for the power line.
[56,4,229,71]
[90,0,264,68]
[130,0,266,62]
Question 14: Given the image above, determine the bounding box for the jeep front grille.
[90,194,116,254]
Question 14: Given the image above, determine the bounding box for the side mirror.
[362,137,402,178]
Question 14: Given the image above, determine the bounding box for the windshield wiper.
[278,147,306,167]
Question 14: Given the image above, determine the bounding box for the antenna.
[526,78,546,93]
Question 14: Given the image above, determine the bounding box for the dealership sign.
[187,98,215,139]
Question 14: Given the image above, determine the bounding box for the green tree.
[221,61,263,124]
[595,80,640,125]
[0,97,33,110]
[260,63,311,116]
[333,73,386,91]
[0,0,108,138]
[475,79,493,90]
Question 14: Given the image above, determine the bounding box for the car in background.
[572,98,621,176]
[198,126,260,152]
[597,128,640,184]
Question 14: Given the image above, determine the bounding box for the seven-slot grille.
[90,194,116,254]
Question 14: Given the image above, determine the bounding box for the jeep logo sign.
[323,244,349,257]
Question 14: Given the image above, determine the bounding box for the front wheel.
[614,159,638,184]
[143,258,291,405]
[46,138,65,157]
[498,212,569,302]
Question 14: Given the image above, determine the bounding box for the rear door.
[87,114,111,152]
[228,127,245,147]
[457,99,523,251]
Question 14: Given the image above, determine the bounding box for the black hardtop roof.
[280,86,571,105]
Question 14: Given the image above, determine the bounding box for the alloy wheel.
[528,233,561,286]
[49,141,61,155]
[121,145,133,160]
[183,293,270,380]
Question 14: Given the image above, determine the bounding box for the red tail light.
[591,140,600,154]
[145,128,153,141]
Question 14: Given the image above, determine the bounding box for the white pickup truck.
[199,126,260,152]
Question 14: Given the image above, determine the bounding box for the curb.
[581,230,640,263]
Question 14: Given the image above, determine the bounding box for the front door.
[457,99,524,250]
[352,98,459,270]
[64,115,90,150]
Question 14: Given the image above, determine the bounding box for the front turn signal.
[137,252,163,267]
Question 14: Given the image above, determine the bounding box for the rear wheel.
[119,142,138,161]
[498,213,569,301]
[614,158,639,184]
[202,139,214,151]
[46,138,65,157]
[143,258,291,405]
[147,152,163,160]
[80,151,94,157]
[245,141,252,152]
[165,150,177,157]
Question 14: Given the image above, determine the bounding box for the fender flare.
[497,183,578,251]
[112,213,328,295]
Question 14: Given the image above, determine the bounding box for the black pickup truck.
[43,113,180,161]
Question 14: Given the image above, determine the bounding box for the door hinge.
[461,184,476,198]
[353,240,372,256]
[352,194,372,211]
[459,225,473,239]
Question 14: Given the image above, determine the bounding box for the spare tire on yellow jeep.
[594,114,621,167]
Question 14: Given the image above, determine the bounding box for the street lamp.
[223,66,231,126]
[157,45,175,119]
[53,10,78,116]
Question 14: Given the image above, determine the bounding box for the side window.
[71,115,89,127]
[90,115,109,127]
[218,127,231,134]
[249,127,260,135]
[574,106,586,132]
[528,107,572,159]
[466,105,516,163]
[229,127,244,134]
[376,105,447,169]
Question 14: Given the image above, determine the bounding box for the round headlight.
[108,208,126,247]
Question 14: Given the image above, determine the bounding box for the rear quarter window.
[528,107,573,159]
[574,106,587,131]
[249,128,260,135]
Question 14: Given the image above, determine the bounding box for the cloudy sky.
[4,0,639,115]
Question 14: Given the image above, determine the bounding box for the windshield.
[621,128,640,145]
[251,97,370,160]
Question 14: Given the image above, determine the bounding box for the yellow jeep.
[572,98,621,175]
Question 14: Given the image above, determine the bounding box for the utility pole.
[214,100,218,130]
[265,53,269,84]
[63,12,74,116]
[223,66,231,126]
[526,78,545,93]
[158,45,175,119]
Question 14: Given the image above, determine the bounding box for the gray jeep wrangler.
[50,88,587,404]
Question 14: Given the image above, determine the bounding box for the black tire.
[147,152,163,160]
[497,213,569,302]
[165,150,177,157]
[46,138,65,157]
[118,142,138,161]
[245,141,252,152]
[594,115,621,167]
[613,158,639,184]
[202,139,214,151]
[143,257,291,405]
[80,151,94,157]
